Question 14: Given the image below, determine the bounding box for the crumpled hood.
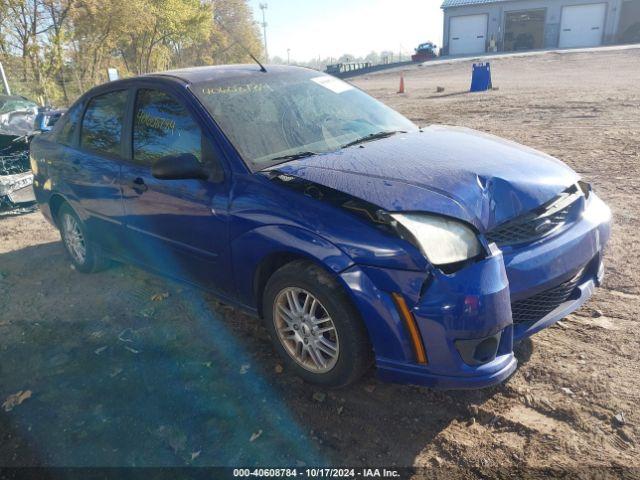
[271,126,579,231]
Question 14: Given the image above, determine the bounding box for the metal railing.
[325,61,415,79]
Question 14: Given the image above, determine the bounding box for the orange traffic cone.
[397,73,405,94]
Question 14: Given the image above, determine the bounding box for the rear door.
[449,14,488,55]
[119,85,231,292]
[66,89,130,253]
[559,3,607,48]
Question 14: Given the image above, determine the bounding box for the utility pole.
[0,62,11,95]
[287,48,290,65]
[259,3,269,63]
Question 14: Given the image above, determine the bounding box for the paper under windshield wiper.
[340,130,405,149]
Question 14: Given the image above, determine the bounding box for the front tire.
[263,260,373,387]
[57,203,110,273]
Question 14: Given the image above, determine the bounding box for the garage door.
[449,14,488,55]
[559,3,607,48]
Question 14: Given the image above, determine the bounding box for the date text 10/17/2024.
[233,468,402,478]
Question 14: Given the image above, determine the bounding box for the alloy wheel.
[62,213,86,265]
[273,287,339,373]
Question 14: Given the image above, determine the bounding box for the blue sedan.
[30,65,611,389]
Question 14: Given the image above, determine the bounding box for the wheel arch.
[231,224,356,314]
[48,193,69,226]
[245,240,379,368]
[254,251,311,317]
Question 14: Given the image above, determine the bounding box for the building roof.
[442,0,510,8]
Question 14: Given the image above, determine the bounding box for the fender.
[232,224,419,362]
[232,224,355,308]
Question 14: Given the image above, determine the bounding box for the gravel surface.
[0,47,638,475]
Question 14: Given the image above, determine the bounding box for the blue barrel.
[470,62,492,92]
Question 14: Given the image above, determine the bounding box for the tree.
[0,0,262,105]
[380,50,395,64]
[183,0,263,67]
[338,53,355,64]
[68,0,128,92]
[364,51,379,65]
[42,0,71,103]
[115,0,210,75]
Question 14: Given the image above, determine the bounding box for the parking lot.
[1,47,639,473]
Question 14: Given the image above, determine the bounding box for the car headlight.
[582,193,611,225]
[390,213,482,266]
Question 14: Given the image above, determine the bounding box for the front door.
[120,87,231,293]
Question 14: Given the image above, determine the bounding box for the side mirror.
[152,153,209,181]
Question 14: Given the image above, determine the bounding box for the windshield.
[192,69,417,170]
[0,98,38,115]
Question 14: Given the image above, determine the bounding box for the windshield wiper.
[340,130,405,149]
[267,151,318,163]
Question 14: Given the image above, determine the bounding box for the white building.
[441,0,640,56]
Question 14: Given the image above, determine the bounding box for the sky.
[247,0,444,63]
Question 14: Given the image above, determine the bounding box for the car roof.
[80,63,322,99]
[0,94,36,102]
[147,64,315,84]
[76,64,322,104]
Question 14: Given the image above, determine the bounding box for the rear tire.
[57,203,110,273]
[263,260,373,387]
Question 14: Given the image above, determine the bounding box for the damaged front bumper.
[0,141,36,214]
[0,170,36,213]
[339,193,611,390]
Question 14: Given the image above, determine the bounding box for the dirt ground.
[1,48,639,476]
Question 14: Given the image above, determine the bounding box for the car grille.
[511,269,584,324]
[486,186,582,247]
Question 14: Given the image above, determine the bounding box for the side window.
[133,89,202,165]
[80,90,128,156]
[54,101,82,146]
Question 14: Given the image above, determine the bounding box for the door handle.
[131,177,148,194]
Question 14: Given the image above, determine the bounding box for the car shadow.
[425,90,473,99]
[0,412,48,467]
[0,241,515,467]
[0,206,39,218]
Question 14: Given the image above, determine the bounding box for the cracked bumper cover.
[339,194,611,390]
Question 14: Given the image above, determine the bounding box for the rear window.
[80,90,128,156]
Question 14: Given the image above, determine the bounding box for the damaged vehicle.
[30,66,611,388]
[0,95,63,214]
[0,136,34,213]
[0,95,38,129]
